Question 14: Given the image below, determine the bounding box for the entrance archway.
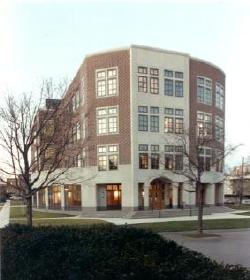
[149,177,173,210]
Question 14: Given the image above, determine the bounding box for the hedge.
[1,224,250,280]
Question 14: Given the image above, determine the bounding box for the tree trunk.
[26,196,33,227]
[197,183,204,235]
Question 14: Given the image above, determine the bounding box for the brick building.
[32,45,225,215]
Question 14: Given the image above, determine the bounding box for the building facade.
[32,45,225,214]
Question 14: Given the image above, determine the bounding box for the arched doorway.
[149,177,173,210]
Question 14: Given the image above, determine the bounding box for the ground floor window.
[38,189,46,208]
[106,184,122,210]
[48,185,61,209]
[138,183,144,209]
[64,184,81,210]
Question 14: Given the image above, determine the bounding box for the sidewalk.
[82,210,250,225]
[0,200,10,228]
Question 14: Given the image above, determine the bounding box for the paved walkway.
[161,229,250,268]
[0,200,10,228]
[84,210,250,225]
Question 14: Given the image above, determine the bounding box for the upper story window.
[97,145,118,171]
[96,106,118,135]
[151,144,160,169]
[198,147,212,171]
[215,115,224,142]
[72,89,80,112]
[164,70,184,97]
[72,122,81,143]
[43,120,54,137]
[165,145,183,170]
[197,112,212,137]
[137,66,159,94]
[216,82,224,110]
[96,68,118,97]
[138,106,159,132]
[197,76,212,105]
[138,144,148,169]
[164,108,184,134]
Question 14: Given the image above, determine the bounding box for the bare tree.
[172,132,239,236]
[0,79,86,226]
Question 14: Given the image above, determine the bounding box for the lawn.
[228,204,250,210]
[235,211,250,216]
[10,218,108,226]
[131,218,250,232]
[10,205,75,219]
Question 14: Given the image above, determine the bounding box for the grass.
[10,205,75,219]
[10,218,108,226]
[228,205,250,210]
[131,218,250,233]
[235,211,250,216]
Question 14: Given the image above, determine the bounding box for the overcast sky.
[0,0,249,167]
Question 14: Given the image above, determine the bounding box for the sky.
[0,0,250,168]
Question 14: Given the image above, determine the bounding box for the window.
[198,147,212,171]
[150,77,159,94]
[45,147,55,160]
[175,118,184,134]
[164,145,183,170]
[197,76,212,105]
[96,68,118,97]
[164,79,173,96]
[215,115,224,142]
[44,120,54,137]
[139,153,148,169]
[98,145,118,171]
[150,116,159,132]
[138,66,147,74]
[150,68,159,76]
[138,76,147,93]
[150,106,159,114]
[151,153,160,169]
[97,106,118,135]
[138,106,148,113]
[72,90,80,112]
[164,69,184,97]
[164,108,184,134]
[72,122,81,143]
[138,115,148,131]
[197,112,212,137]
[164,117,174,133]
[216,82,224,110]
[139,144,148,151]
[150,144,159,169]
[175,81,183,97]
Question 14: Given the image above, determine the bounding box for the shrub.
[1,224,250,280]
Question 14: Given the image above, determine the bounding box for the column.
[45,187,49,209]
[205,184,215,205]
[36,191,39,208]
[144,185,149,210]
[172,183,178,207]
[61,185,65,210]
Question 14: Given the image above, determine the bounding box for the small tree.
[173,132,239,236]
[0,79,85,226]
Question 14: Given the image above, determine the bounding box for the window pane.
[151,153,159,169]
[175,80,183,97]
[107,78,117,96]
[98,146,107,153]
[165,145,174,152]
[97,71,106,78]
[97,80,106,96]
[109,145,118,152]
[108,154,118,170]
[138,76,147,93]
[175,118,184,134]
[150,106,159,114]
[138,115,148,131]
[164,70,173,77]
[165,108,174,115]
[165,154,174,170]
[139,153,148,169]
[150,68,159,76]
[108,117,118,133]
[150,116,159,132]
[98,118,107,134]
[107,69,117,77]
[138,66,147,74]
[164,117,173,133]
[138,106,148,113]
[164,79,173,96]
[150,77,159,94]
[151,145,159,152]
[175,154,183,170]
[98,155,107,171]
[175,109,184,116]
[139,144,148,151]
[175,72,184,79]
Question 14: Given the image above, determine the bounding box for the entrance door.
[149,183,164,210]
[106,184,122,210]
